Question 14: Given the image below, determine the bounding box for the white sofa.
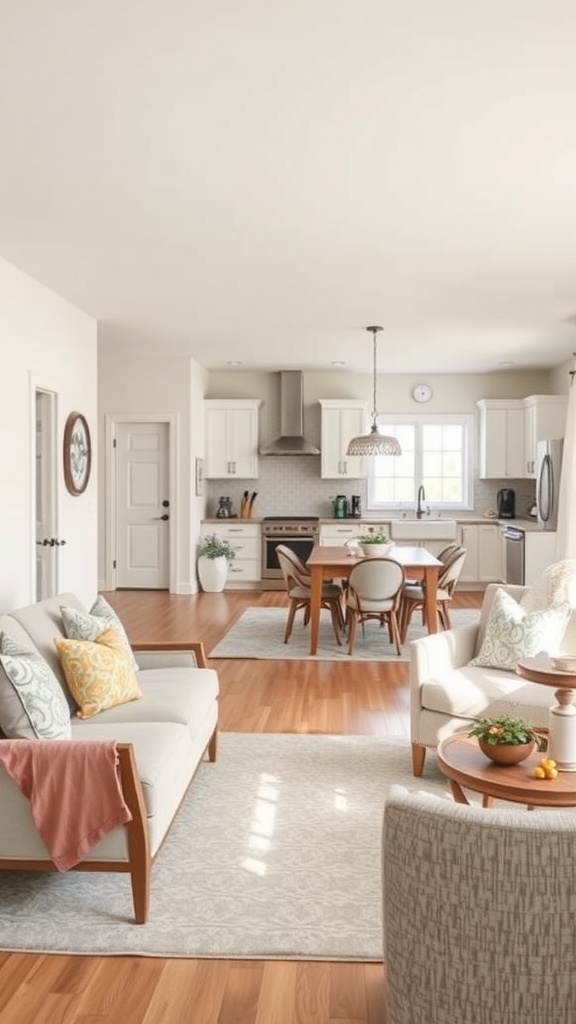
[410,582,576,776]
[0,593,219,922]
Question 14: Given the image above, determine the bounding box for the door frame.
[104,413,179,592]
[29,373,60,602]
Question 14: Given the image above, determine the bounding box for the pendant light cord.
[368,325,383,429]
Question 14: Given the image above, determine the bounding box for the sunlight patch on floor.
[242,771,279,876]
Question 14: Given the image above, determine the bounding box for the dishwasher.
[503,527,525,585]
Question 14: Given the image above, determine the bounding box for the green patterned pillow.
[0,633,71,739]
[470,588,571,671]
[61,595,139,673]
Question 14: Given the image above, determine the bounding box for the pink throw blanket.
[0,740,133,871]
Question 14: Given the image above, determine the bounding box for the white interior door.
[35,389,58,600]
[116,422,170,588]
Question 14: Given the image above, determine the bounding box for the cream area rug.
[209,607,480,661]
[0,732,450,960]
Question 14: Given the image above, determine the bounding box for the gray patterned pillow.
[0,633,71,739]
[470,588,571,671]
[61,596,139,672]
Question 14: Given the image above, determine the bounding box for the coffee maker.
[350,495,362,518]
[497,488,515,519]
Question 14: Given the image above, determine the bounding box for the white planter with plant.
[197,533,237,592]
[357,530,393,557]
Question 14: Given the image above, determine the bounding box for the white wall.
[97,349,208,593]
[0,258,97,611]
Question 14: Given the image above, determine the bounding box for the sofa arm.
[410,622,479,683]
[132,641,208,670]
[409,624,480,775]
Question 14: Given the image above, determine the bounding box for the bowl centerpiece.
[468,712,547,765]
[357,530,393,557]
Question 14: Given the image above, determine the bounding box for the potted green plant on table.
[468,712,547,765]
[357,530,392,557]
[197,533,237,592]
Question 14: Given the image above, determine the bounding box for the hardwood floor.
[0,587,483,1024]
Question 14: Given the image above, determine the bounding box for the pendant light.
[346,326,402,456]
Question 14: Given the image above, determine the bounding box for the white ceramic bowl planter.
[360,542,393,557]
[197,533,237,592]
[357,531,393,558]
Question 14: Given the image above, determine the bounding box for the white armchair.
[383,785,576,1024]
[410,582,576,776]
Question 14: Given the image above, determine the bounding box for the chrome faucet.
[416,485,426,519]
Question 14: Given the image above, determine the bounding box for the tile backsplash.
[205,459,536,520]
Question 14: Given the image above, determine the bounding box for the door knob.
[153,514,170,521]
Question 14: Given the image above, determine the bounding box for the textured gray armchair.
[383,786,576,1024]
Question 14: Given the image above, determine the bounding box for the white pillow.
[470,588,571,671]
[521,560,576,613]
[0,633,71,740]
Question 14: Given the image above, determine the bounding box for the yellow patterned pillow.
[54,628,141,719]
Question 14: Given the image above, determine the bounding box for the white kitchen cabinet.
[459,523,502,584]
[477,399,525,479]
[319,521,389,545]
[523,395,567,477]
[204,400,262,479]
[200,522,261,587]
[319,400,368,479]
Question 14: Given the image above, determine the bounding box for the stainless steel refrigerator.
[536,438,564,530]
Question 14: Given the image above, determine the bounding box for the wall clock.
[412,383,433,403]
[63,412,92,495]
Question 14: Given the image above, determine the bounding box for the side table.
[437,733,576,808]
[517,653,576,772]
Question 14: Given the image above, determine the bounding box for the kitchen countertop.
[202,515,551,532]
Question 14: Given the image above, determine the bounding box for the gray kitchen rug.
[209,607,480,661]
[0,732,449,960]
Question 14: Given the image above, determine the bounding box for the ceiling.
[1,1,576,374]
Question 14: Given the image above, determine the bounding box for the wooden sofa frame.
[0,640,218,924]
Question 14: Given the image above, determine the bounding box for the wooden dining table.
[305,544,442,655]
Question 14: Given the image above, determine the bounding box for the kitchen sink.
[389,518,458,541]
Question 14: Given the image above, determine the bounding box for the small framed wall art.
[63,412,92,495]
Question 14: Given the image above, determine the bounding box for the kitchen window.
[366,414,473,512]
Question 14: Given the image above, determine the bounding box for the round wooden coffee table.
[437,733,576,809]
[517,653,576,771]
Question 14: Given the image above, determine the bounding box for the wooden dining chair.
[276,545,344,645]
[345,557,406,656]
[399,546,467,643]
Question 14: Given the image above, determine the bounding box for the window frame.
[366,413,474,513]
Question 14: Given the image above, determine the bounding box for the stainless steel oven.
[261,517,320,590]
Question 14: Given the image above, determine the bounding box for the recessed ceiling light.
[331,360,346,367]
[499,361,515,367]
[226,360,243,366]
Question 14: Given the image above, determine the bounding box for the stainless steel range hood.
[260,371,320,456]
